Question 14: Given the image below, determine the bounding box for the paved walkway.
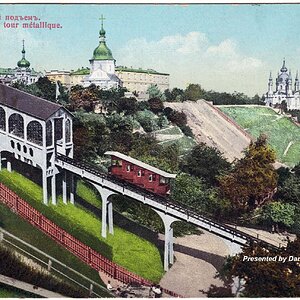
[159,230,230,298]
[0,274,65,298]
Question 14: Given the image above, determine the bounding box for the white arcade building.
[264,59,300,110]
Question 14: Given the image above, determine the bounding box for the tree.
[181,143,231,186]
[219,134,278,212]
[148,97,164,114]
[171,173,223,216]
[260,201,296,227]
[277,174,300,204]
[115,97,138,115]
[223,237,300,297]
[164,88,184,102]
[183,84,205,101]
[146,84,166,100]
[167,110,187,127]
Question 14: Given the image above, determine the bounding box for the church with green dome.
[0,41,42,85]
[83,16,121,89]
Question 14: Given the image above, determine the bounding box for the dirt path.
[159,230,230,298]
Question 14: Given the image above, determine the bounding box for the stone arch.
[65,119,71,143]
[0,107,5,131]
[9,113,24,138]
[27,121,43,146]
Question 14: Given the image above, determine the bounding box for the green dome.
[93,41,114,60]
[17,44,30,68]
[17,57,30,68]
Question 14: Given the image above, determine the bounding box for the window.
[126,165,130,172]
[9,113,24,138]
[27,121,43,146]
[160,177,166,184]
[149,174,153,182]
[23,145,27,153]
[65,119,71,143]
[17,143,21,151]
[46,121,52,147]
[10,140,15,149]
[0,107,5,131]
[137,170,141,177]
[29,148,33,157]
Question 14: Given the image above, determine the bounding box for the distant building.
[82,16,121,89]
[115,66,169,94]
[45,16,169,95]
[0,41,42,85]
[264,60,300,110]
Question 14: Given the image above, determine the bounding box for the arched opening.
[65,119,71,143]
[27,121,43,146]
[46,120,52,146]
[9,113,24,138]
[0,107,5,131]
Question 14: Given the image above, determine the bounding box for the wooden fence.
[0,182,181,297]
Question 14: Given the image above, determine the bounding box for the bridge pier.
[51,174,56,205]
[92,185,115,238]
[42,171,48,205]
[70,174,75,205]
[7,158,11,173]
[62,170,67,204]
[154,209,178,271]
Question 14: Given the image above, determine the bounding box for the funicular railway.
[56,153,280,254]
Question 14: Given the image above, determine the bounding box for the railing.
[56,154,281,250]
[0,227,110,298]
[0,183,182,298]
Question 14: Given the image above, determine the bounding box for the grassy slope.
[0,283,38,298]
[220,106,300,166]
[0,170,164,282]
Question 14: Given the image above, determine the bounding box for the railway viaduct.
[0,84,280,272]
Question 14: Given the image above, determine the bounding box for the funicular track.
[55,154,280,251]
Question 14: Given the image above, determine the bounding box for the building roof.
[0,68,15,76]
[70,68,90,76]
[116,66,169,76]
[0,84,65,121]
[105,151,177,179]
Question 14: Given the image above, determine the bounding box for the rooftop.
[116,66,169,76]
[105,151,177,179]
[0,84,67,121]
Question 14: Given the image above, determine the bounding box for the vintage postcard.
[0,2,299,298]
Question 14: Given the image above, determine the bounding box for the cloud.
[115,32,266,96]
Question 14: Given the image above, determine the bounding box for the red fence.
[0,183,181,298]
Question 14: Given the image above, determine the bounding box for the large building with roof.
[264,60,300,110]
[45,17,169,94]
[0,41,42,85]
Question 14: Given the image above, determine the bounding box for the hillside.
[165,100,251,162]
[219,106,300,167]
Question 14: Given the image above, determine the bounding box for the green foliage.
[148,97,164,114]
[0,244,87,297]
[167,109,187,127]
[146,84,166,101]
[183,84,205,101]
[223,238,300,297]
[164,88,184,102]
[115,97,138,115]
[171,173,223,217]
[219,135,278,212]
[11,77,57,102]
[260,201,296,226]
[135,110,159,132]
[179,125,194,138]
[157,115,169,128]
[181,143,231,186]
[277,174,300,204]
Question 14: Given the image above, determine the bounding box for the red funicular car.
[105,151,177,196]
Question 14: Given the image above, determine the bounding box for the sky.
[1,4,300,96]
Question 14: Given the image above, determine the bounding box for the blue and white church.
[264,60,300,110]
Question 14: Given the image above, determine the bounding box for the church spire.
[17,40,30,68]
[295,70,299,92]
[281,58,288,73]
